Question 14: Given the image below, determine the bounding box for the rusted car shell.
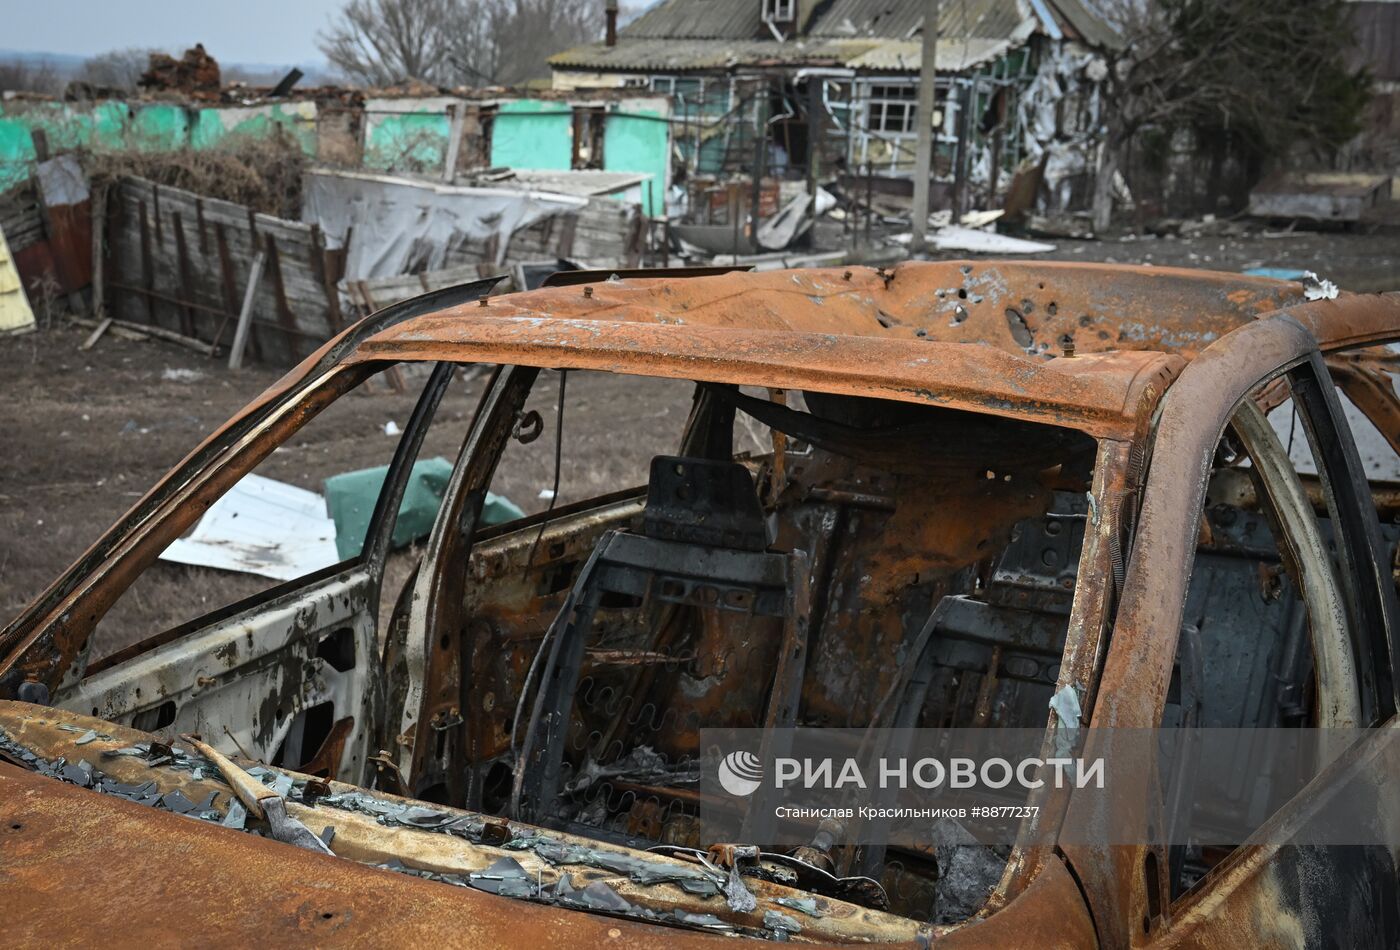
[0,757,1099,947]
[1064,296,1400,948]
[1,262,1397,947]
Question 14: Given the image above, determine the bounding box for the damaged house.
[0,71,676,365]
[550,0,1121,219]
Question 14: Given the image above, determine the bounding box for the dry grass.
[85,133,309,219]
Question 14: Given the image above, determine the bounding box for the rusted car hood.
[0,701,1095,946]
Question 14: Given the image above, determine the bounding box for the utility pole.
[909,0,939,255]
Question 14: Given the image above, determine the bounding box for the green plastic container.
[324,457,524,560]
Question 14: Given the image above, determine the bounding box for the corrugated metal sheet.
[552,33,1012,74]
[1349,1,1400,82]
[806,0,1033,40]
[551,38,881,72]
[845,37,1015,72]
[624,0,762,39]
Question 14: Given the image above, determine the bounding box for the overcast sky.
[0,0,345,65]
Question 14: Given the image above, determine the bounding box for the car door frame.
[1059,294,1400,948]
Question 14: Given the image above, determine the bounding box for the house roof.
[548,36,1017,74]
[805,0,1033,40]
[554,0,1119,75]
[622,0,763,39]
[1348,0,1400,82]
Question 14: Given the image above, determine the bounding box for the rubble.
[139,44,222,98]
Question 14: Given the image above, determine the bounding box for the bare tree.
[490,0,599,86]
[319,0,461,86]
[1091,0,1368,230]
[79,48,163,91]
[0,58,63,95]
[320,0,602,88]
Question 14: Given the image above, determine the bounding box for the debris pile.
[139,44,221,97]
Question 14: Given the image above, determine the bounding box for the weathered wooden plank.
[229,249,267,371]
[195,197,208,255]
[137,200,156,324]
[171,211,196,337]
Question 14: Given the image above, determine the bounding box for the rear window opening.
[442,372,1100,923]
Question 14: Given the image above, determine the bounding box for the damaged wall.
[1,92,674,216]
[362,95,672,215]
[489,100,574,171]
[0,98,320,190]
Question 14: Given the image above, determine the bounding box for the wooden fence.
[106,176,345,365]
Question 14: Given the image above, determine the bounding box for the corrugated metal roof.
[1349,1,1400,82]
[551,38,882,72]
[623,0,762,39]
[624,0,1047,41]
[806,0,1033,40]
[565,0,1116,74]
[845,37,1015,72]
[551,36,1011,73]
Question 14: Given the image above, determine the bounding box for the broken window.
[482,370,699,520]
[571,107,606,170]
[864,83,919,135]
[88,364,461,662]
[763,0,795,22]
[1164,365,1400,902]
[431,368,1099,921]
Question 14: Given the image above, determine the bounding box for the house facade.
[550,0,1120,216]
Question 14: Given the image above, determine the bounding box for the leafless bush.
[85,134,309,218]
[26,270,64,328]
[0,58,64,95]
[78,48,163,92]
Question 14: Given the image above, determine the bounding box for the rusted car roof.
[358,315,1177,439]
[351,262,1309,440]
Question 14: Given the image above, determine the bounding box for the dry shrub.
[85,132,308,219]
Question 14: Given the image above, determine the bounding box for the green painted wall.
[489,100,573,171]
[0,99,318,191]
[603,107,668,216]
[363,110,451,171]
[191,103,316,153]
[0,96,673,218]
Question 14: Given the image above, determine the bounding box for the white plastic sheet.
[160,474,340,581]
[302,168,587,279]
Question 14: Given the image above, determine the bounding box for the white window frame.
[763,0,795,23]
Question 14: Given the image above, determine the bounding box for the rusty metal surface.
[2,264,1399,946]
[0,702,931,945]
[1062,293,1400,948]
[0,762,729,949]
[357,315,1176,439]
[403,262,1302,356]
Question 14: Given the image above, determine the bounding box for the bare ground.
[0,324,695,656]
[4,228,1398,656]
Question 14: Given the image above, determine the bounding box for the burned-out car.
[2,262,1398,947]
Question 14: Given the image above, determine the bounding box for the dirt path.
[1,323,694,652]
